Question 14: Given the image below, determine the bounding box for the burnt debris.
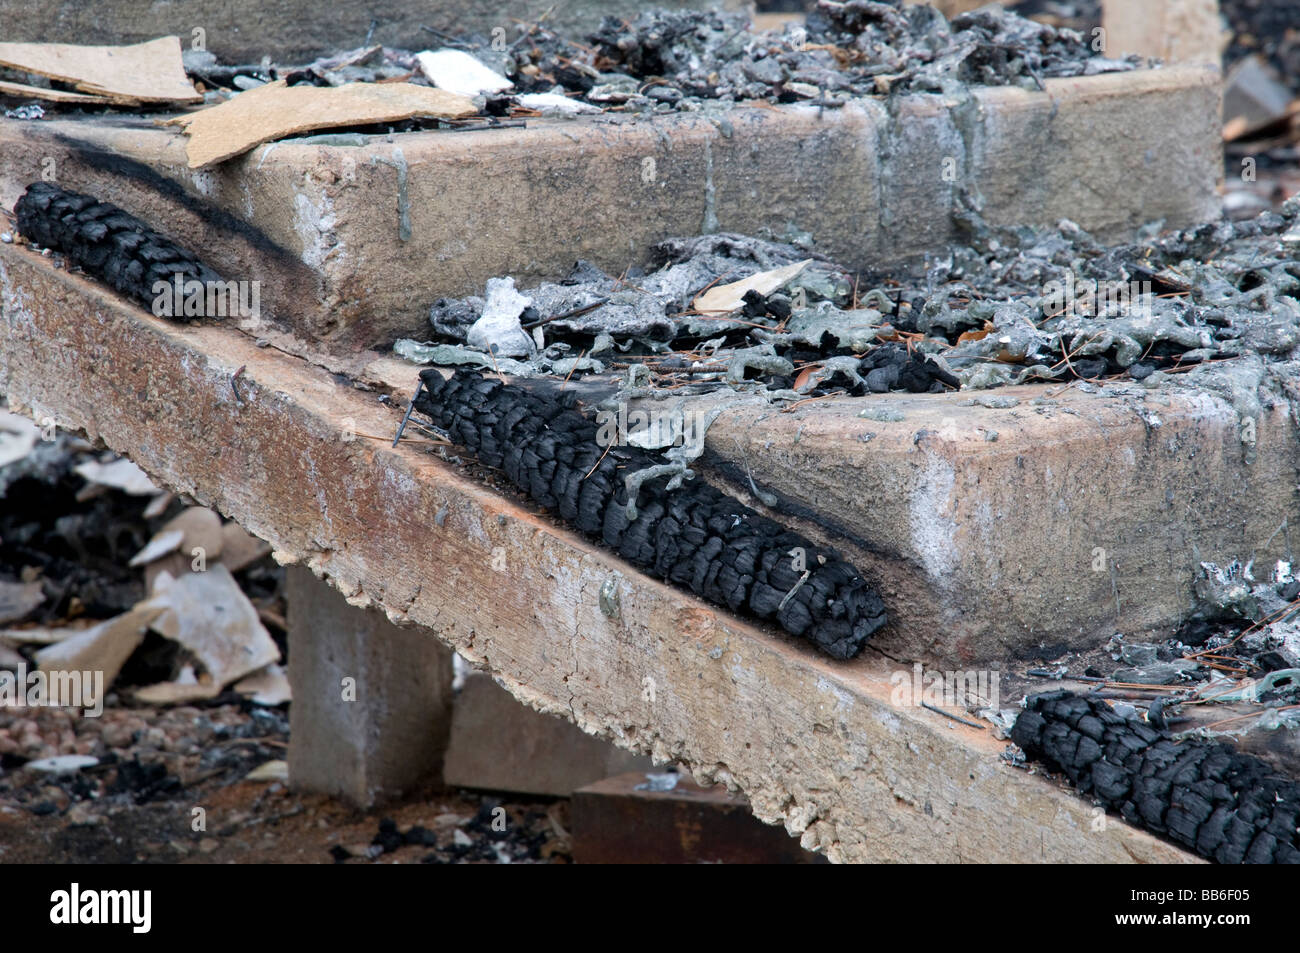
[1012,691,1300,864]
[512,1,1137,109]
[405,192,1300,403]
[412,233,961,399]
[413,367,887,659]
[168,2,1134,115]
[14,182,224,316]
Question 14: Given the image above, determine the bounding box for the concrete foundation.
[286,565,454,806]
[0,243,1202,861]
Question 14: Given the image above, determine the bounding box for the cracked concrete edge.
[0,242,1197,862]
[696,378,1300,665]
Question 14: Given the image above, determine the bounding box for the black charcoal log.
[14,182,224,318]
[413,368,887,659]
[1012,691,1300,864]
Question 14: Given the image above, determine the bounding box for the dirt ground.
[0,700,571,865]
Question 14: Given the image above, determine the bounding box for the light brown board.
[0,36,199,104]
[167,80,477,167]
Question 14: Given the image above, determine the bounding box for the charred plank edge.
[414,367,888,659]
[1013,691,1300,864]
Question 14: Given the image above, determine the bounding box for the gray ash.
[414,232,958,399]
[410,194,1300,401]
[876,196,1300,390]
[506,1,1138,109]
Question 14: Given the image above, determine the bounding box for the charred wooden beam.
[413,367,887,659]
[1013,691,1300,864]
[15,182,223,315]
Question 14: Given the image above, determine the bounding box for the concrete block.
[0,64,1221,350]
[1101,0,1227,65]
[0,0,747,64]
[286,565,454,806]
[698,379,1300,665]
[443,672,651,796]
[571,771,823,863]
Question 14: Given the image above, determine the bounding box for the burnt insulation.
[14,182,222,314]
[1012,691,1300,864]
[413,367,887,659]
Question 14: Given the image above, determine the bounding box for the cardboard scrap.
[219,521,271,573]
[244,760,289,782]
[129,529,185,568]
[138,564,280,689]
[0,79,112,105]
[233,663,291,706]
[0,411,39,469]
[130,506,224,568]
[0,36,200,105]
[74,457,161,496]
[693,260,812,315]
[34,604,163,693]
[165,80,477,168]
[134,665,219,705]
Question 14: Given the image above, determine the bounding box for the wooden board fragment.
[0,79,112,105]
[165,80,477,168]
[693,259,811,314]
[0,36,199,105]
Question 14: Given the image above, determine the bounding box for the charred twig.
[920,702,986,729]
[522,297,610,329]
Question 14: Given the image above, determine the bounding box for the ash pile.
[499,0,1137,110]
[172,0,1136,118]
[397,196,1300,406]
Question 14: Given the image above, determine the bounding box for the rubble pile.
[506,1,1136,109]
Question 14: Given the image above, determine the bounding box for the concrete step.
[0,64,1220,350]
[695,379,1299,665]
[0,243,1199,861]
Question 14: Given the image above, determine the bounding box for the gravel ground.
[0,699,570,864]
